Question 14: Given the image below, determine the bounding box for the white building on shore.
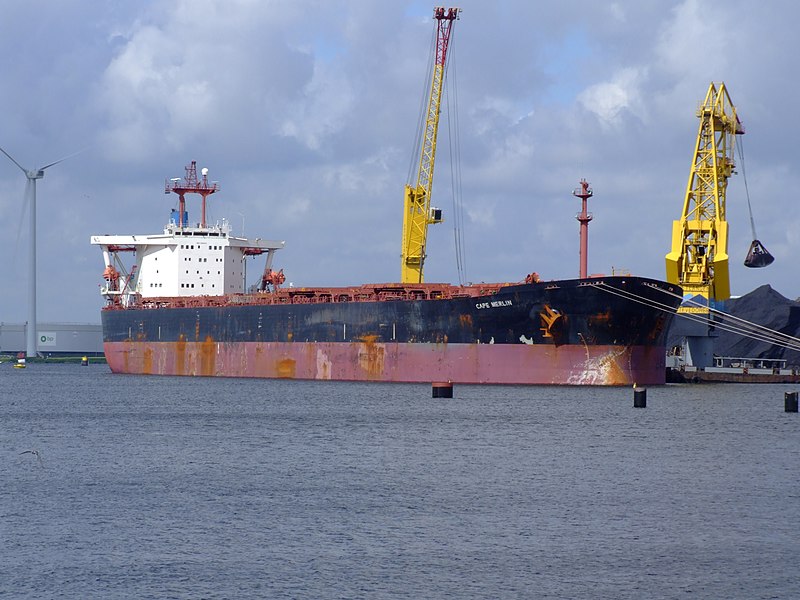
[0,323,103,356]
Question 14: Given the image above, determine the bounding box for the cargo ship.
[91,162,682,385]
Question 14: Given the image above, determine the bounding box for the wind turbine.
[0,146,74,358]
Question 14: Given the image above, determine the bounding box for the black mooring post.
[785,391,798,413]
[633,386,647,408]
[432,382,453,398]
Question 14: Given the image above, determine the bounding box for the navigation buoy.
[633,384,647,408]
[785,391,798,413]
[432,382,453,398]
[81,356,89,366]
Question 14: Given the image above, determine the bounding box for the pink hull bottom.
[105,341,667,385]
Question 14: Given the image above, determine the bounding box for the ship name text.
[476,300,513,309]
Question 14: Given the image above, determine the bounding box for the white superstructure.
[91,162,284,306]
[91,218,284,305]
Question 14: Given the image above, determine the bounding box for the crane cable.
[406,26,437,186]
[736,134,758,241]
[737,134,774,267]
[595,282,800,353]
[444,33,467,285]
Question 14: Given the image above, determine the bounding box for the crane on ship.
[400,6,460,284]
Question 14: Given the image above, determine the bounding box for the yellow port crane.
[665,82,744,311]
[400,6,460,284]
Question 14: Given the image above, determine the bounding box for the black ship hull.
[102,276,682,385]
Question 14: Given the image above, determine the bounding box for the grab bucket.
[744,239,774,268]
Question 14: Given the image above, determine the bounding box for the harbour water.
[2,363,799,599]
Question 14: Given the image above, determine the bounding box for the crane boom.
[665,82,744,309]
[400,6,459,284]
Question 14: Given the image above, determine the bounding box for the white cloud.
[279,61,355,150]
[467,203,496,227]
[2,0,800,322]
[655,0,733,78]
[607,3,626,23]
[95,3,319,161]
[578,67,647,127]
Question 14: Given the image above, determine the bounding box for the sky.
[0,0,797,325]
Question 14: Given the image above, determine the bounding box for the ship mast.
[572,179,593,279]
[400,6,460,284]
[165,161,220,228]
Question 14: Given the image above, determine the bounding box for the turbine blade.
[0,145,27,173]
[40,146,88,171]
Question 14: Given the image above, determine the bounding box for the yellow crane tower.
[400,6,460,284]
[665,82,744,311]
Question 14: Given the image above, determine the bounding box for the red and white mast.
[165,160,219,228]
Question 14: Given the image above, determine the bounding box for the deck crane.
[400,6,460,284]
[665,82,744,311]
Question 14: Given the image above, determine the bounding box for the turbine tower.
[1,146,71,358]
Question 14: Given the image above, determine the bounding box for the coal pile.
[667,285,800,366]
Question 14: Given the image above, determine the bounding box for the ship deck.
[104,282,512,310]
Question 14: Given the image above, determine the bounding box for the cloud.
[95,3,318,162]
[279,61,355,150]
[467,202,497,227]
[1,0,800,324]
[578,67,647,127]
[655,0,734,78]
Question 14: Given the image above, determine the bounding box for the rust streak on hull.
[105,340,667,385]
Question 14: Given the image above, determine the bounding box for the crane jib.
[400,7,460,284]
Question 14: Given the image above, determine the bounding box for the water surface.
[2,364,798,598]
